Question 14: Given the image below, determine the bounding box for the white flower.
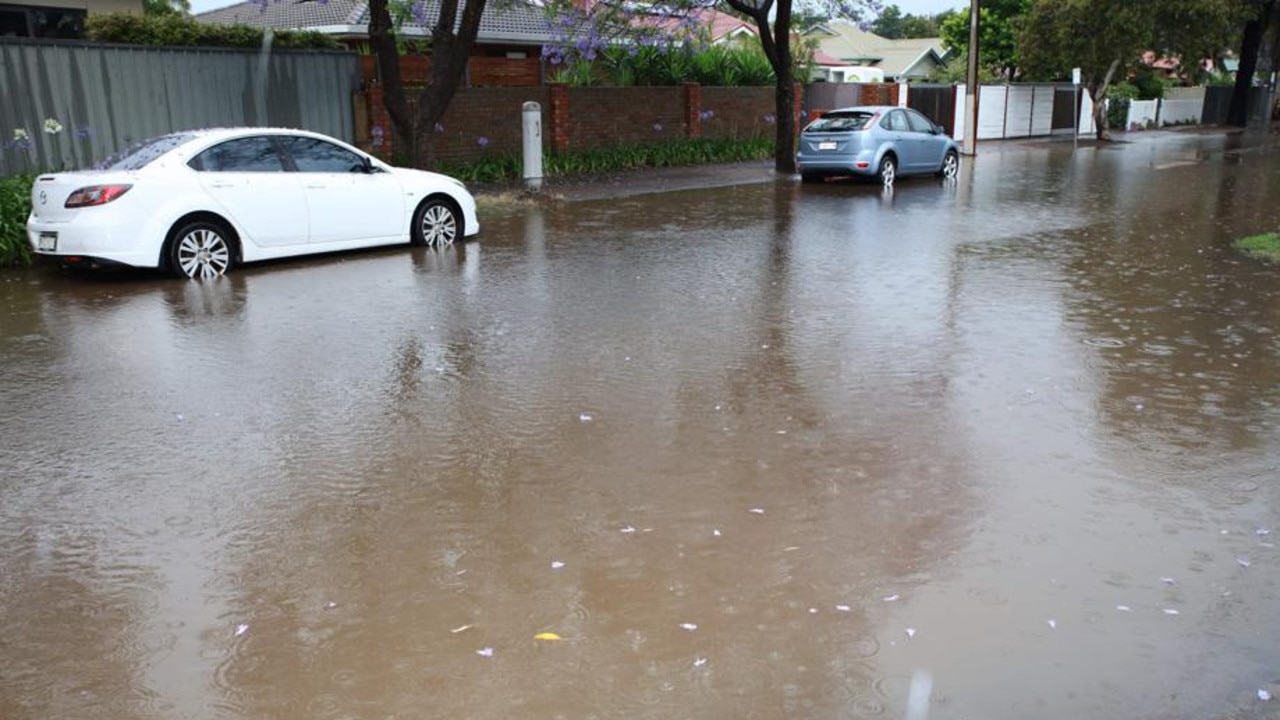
[13,128,28,141]
[43,118,63,135]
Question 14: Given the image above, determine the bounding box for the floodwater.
[2,131,1280,720]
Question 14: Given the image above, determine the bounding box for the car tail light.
[65,184,132,208]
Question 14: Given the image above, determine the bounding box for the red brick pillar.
[683,82,702,138]
[548,83,570,153]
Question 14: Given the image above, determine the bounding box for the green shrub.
[436,136,775,185]
[559,42,776,88]
[1234,232,1280,263]
[86,12,341,50]
[0,174,34,268]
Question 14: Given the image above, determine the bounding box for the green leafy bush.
[436,136,775,185]
[557,42,776,88]
[0,174,34,268]
[86,12,341,50]
[1234,232,1280,263]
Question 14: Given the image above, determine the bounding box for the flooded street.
[3,130,1280,720]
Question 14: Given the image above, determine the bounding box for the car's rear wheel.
[801,172,824,184]
[937,150,959,179]
[878,155,897,187]
[411,197,461,247]
[170,220,233,279]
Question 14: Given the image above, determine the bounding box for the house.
[805,20,948,82]
[1,0,140,38]
[640,6,756,44]
[195,0,554,60]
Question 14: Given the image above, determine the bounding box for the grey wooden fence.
[1,38,360,175]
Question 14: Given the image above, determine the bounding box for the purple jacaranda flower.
[700,110,714,121]
[477,136,490,148]
[434,123,445,134]
[653,123,663,132]
[762,113,777,124]
[371,125,385,147]
[74,126,93,139]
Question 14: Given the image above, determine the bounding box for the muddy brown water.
[2,131,1280,720]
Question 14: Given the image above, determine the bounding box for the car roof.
[824,106,902,114]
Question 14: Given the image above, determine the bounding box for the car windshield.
[805,112,876,133]
[95,133,199,171]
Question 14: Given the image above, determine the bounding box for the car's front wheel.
[878,155,897,187]
[169,220,233,279]
[411,197,461,247]
[937,150,959,179]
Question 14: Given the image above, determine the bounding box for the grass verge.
[1234,232,1280,263]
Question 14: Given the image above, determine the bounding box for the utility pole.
[963,0,980,156]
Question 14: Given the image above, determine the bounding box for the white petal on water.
[1257,528,1272,536]
[883,594,900,603]
[680,623,698,631]
[551,560,566,569]
[1259,690,1272,701]
[783,546,801,552]
[1237,557,1252,568]
[1160,577,1177,585]
[579,413,594,423]
[1221,529,1230,535]
[451,624,474,634]
[712,529,722,537]
[1260,542,1275,549]
[1047,619,1057,629]
[748,508,765,515]
[620,526,637,534]
[235,624,249,637]
[905,627,916,639]
[1163,608,1180,616]
[476,647,494,658]
[693,657,708,667]
[835,605,852,612]
[809,608,818,614]
[1116,605,1133,612]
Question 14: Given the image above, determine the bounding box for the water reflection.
[2,132,1280,720]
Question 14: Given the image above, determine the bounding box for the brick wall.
[700,86,777,140]
[357,83,784,166]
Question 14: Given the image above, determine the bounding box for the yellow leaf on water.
[534,632,563,641]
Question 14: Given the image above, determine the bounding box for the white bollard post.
[522,101,543,191]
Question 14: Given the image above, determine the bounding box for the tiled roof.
[808,20,948,77]
[196,0,554,44]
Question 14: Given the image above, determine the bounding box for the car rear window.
[97,133,198,171]
[805,112,876,132]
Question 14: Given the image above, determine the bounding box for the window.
[881,110,909,132]
[99,133,198,171]
[192,137,286,173]
[278,136,366,173]
[905,110,935,134]
[806,111,875,133]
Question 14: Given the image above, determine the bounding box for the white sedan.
[26,127,479,279]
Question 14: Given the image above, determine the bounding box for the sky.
[188,0,968,19]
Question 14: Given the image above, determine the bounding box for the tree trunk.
[367,0,415,161]
[727,0,797,174]
[1091,58,1122,141]
[411,0,487,167]
[1227,0,1275,127]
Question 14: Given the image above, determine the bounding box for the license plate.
[37,232,57,252]
[817,141,838,150]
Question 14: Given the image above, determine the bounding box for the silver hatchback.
[795,105,960,186]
